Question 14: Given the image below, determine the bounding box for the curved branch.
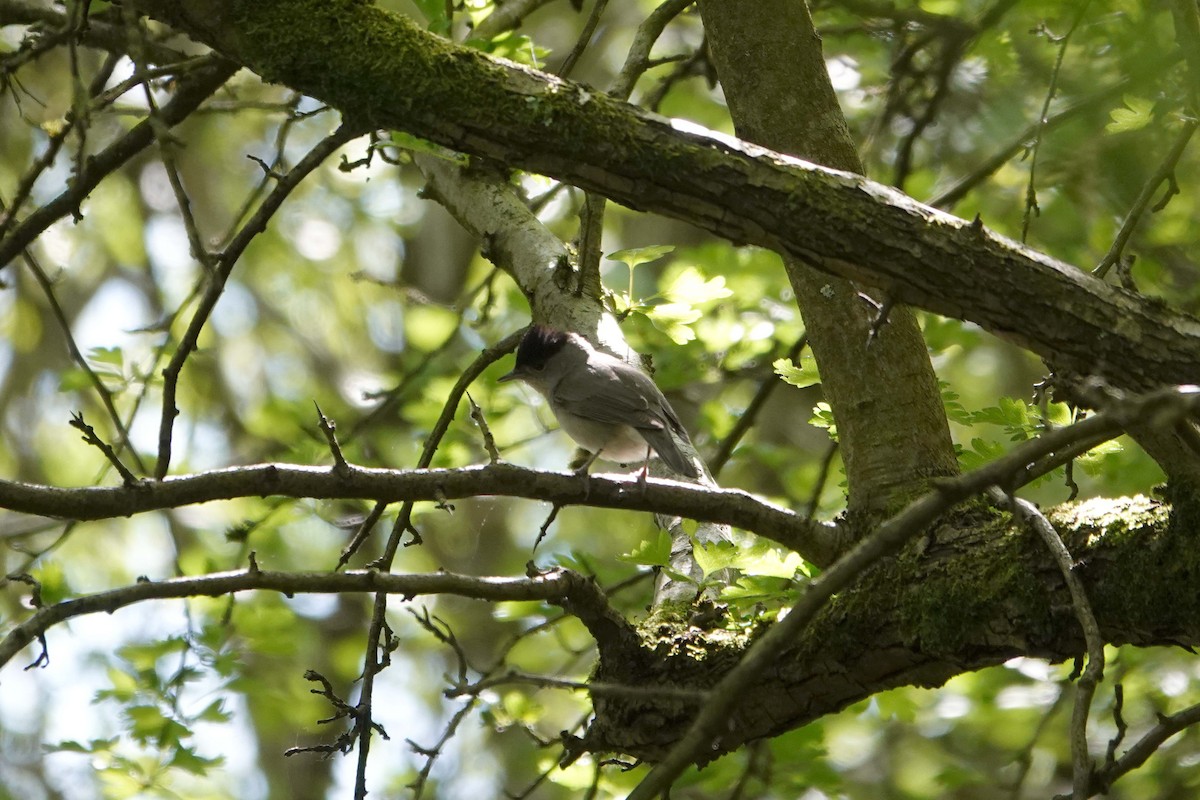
[4,386,1198,569]
[121,0,1200,392]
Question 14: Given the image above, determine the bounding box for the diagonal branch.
[1090,701,1200,795]
[625,384,1200,795]
[121,0,1200,394]
[0,54,237,268]
[153,124,360,478]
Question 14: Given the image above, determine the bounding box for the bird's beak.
[498,368,520,383]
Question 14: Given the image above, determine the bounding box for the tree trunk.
[699,0,959,518]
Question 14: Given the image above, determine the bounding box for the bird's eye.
[532,363,545,371]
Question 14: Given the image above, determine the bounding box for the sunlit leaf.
[607,245,675,269]
[1106,95,1154,133]
[774,354,821,388]
[618,528,671,567]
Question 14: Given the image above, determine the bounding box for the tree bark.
[20,0,1200,766]
[81,0,1200,398]
[699,0,959,517]
[583,496,1200,762]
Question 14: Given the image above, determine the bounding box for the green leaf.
[1106,95,1154,133]
[941,382,973,425]
[738,542,808,579]
[49,737,118,754]
[874,688,918,722]
[644,303,702,344]
[722,575,793,602]
[693,540,739,577]
[618,528,671,567]
[1043,401,1073,427]
[774,354,821,388]
[58,367,95,392]
[88,346,124,368]
[197,699,232,723]
[119,637,189,672]
[383,131,468,165]
[1077,438,1125,475]
[466,31,550,68]
[661,266,733,305]
[606,245,674,269]
[169,746,223,775]
[810,402,837,441]
[969,396,1035,439]
[125,704,171,741]
[99,666,139,703]
[412,0,450,34]
[960,437,1006,471]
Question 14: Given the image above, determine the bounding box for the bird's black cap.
[499,325,570,381]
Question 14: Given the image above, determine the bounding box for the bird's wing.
[550,359,674,432]
[552,356,700,477]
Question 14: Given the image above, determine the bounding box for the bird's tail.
[640,427,701,478]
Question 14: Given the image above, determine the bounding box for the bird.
[498,325,701,478]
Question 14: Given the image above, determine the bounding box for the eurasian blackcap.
[498,325,701,478]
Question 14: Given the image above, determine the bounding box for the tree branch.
[0,462,842,566]
[120,0,1200,393]
[0,566,624,672]
[0,54,238,268]
[154,123,360,478]
[625,385,1200,793]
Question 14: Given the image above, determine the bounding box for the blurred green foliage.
[0,0,1195,798]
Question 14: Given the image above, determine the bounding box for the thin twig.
[0,55,238,269]
[1007,687,1069,799]
[466,391,501,463]
[1021,3,1092,243]
[1094,119,1198,278]
[314,403,350,477]
[993,489,1103,799]
[472,0,558,40]
[805,440,839,521]
[284,669,380,757]
[343,269,501,443]
[0,50,120,236]
[533,504,563,552]
[407,698,479,798]
[1103,683,1126,766]
[1090,700,1200,794]
[154,124,360,479]
[557,0,609,79]
[928,80,1135,208]
[68,412,139,486]
[351,330,523,797]
[5,573,49,670]
[610,0,696,100]
[22,252,146,473]
[336,501,388,570]
[709,334,807,477]
[570,0,695,297]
